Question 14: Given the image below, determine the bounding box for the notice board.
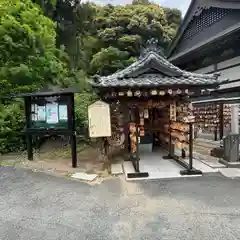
[88,101,111,138]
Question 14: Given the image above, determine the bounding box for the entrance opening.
[126,100,186,179]
[128,102,170,154]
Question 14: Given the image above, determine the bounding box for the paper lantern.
[151,90,158,95]
[127,90,133,97]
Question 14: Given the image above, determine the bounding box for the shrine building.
[90,39,226,178]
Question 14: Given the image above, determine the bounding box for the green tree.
[0,0,68,97]
[132,0,152,5]
[0,0,68,153]
[83,3,182,75]
[34,1,181,76]
[89,46,136,76]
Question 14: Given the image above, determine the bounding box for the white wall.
[194,56,240,135]
[194,65,215,74]
[194,56,240,89]
[218,56,240,70]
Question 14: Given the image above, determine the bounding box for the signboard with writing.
[88,101,111,138]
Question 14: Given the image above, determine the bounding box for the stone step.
[111,163,123,175]
[219,168,240,178]
[194,139,220,149]
[194,137,220,144]
[193,152,225,169]
[193,145,212,154]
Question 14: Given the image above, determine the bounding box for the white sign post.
[88,101,111,138]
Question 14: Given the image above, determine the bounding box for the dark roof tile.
[90,39,227,88]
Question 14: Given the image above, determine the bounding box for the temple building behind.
[168,0,240,137]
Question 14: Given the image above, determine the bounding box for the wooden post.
[71,133,77,168]
[214,124,218,141]
[24,96,33,160]
[69,93,77,168]
[163,119,173,159]
[26,134,33,161]
[188,122,193,170]
[180,122,202,175]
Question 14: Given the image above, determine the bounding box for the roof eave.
[90,82,223,89]
[168,23,240,62]
[166,0,196,57]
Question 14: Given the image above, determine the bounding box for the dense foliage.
[0,0,181,153]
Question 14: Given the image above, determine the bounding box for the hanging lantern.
[151,90,158,96]
[168,89,173,95]
[185,89,189,94]
[111,92,117,97]
[159,90,165,96]
[118,92,124,96]
[127,90,133,97]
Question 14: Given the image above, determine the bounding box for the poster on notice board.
[46,103,59,124]
[37,106,46,121]
[59,105,68,120]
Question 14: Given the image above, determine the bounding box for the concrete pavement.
[1,165,240,240]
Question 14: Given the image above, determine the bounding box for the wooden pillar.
[122,102,130,158]
[219,103,224,140]
[24,96,33,160]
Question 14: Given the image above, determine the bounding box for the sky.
[84,0,191,16]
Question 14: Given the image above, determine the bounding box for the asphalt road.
[1,166,240,240]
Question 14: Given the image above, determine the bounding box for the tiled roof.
[90,43,227,88]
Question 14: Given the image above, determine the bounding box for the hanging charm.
[176,89,182,94]
[144,109,149,119]
[134,90,141,97]
[127,90,133,97]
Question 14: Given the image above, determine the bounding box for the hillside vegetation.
[0,0,181,153]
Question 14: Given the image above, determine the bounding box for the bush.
[0,101,26,153]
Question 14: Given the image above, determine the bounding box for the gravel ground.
[1,165,240,240]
